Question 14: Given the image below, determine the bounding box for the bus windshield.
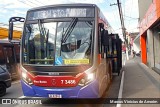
[23,19,93,66]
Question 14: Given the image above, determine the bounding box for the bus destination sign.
[27,8,94,20]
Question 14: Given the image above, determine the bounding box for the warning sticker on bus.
[64,59,89,64]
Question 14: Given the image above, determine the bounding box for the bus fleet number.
[61,80,76,85]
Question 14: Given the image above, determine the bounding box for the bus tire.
[0,83,6,97]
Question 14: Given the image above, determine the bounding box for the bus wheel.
[0,83,6,97]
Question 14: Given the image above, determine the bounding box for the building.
[133,34,140,54]
[139,0,160,74]
[128,32,139,52]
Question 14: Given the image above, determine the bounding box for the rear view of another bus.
[0,39,21,79]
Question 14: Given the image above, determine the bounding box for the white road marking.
[116,70,124,107]
[18,96,26,98]
[124,61,126,66]
[116,55,126,107]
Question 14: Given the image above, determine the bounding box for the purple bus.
[9,4,122,98]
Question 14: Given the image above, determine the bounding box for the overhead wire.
[17,0,35,7]
[0,1,38,32]
[124,15,139,20]
[120,0,139,33]
[33,0,45,5]
[127,0,133,31]
[0,0,41,28]
[107,0,121,32]
[0,3,26,15]
[112,6,121,32]
[25,0,41,7]
[0,7,25,15]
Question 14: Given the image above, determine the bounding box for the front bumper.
[21,80,99,98]
[5,79,11,88]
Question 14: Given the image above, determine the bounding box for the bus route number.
[61,80,76,85]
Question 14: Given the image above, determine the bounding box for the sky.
[0,0,139,39]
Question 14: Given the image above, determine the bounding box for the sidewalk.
[121,56,160,107]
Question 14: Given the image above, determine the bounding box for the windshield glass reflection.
[23,20,93,66]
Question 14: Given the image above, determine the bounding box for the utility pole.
[110,1,129,60]
[116,0,129,60]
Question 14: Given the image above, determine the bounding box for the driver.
[61,34,78,59]
[68,35,77,51]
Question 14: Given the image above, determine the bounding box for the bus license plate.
[48,94,62,98]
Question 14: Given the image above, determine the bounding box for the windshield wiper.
[45,29,49,57]
[38,19,47,37]
[61,17,78,43]
[59,18,78,56]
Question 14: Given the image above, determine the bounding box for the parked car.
[0,65,11,97]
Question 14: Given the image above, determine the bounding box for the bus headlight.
[22,72,27,79]
[22,71,33,85]
[87,73,94,80]
[78,72,96,86]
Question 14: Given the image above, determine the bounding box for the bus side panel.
[96,58,111,97]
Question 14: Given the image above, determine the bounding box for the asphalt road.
[1,80,23,98]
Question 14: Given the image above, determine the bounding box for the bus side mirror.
[8,17,25,41]
[9,22,13,41]
[102,30,109,46]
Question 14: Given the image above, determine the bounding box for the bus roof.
[26,3,114,33]
[27,3,97,12]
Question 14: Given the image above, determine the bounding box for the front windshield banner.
[27,7,94,20]
[23,19,93,66]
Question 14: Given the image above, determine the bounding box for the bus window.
[23,20,93,66]
[3,46,15,65]
[2,46,18,77]
[0,46,5,65]
[98,23,105,58]
[56,21,93,65]
[24,22,56,64]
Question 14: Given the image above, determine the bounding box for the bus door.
[106,34,122,75]
[3,45,18,79]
